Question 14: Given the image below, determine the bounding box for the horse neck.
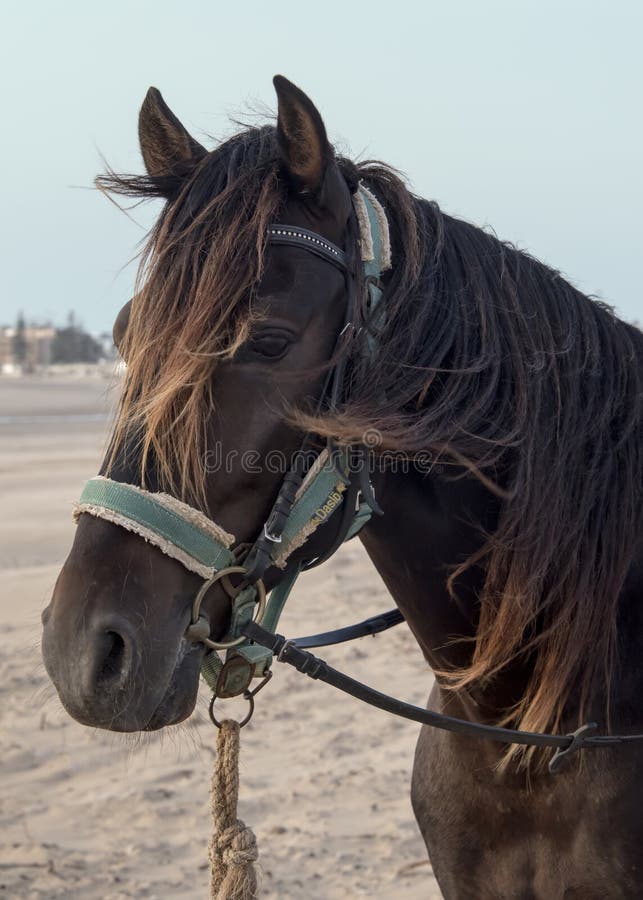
[360,464,643,727]
[360,464,493,670]
[360,464,535,717]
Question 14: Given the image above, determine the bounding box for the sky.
[1,0,641,333]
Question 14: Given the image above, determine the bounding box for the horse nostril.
[96,630,127,686]
[90,622,137,692]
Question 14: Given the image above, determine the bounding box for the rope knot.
[209,720,259,899]
[215,820,258,867]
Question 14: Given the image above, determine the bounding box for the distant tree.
[98,331,118,360]
[11,312,27,366]
[51,311,102,363]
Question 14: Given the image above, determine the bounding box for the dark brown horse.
[42,77,643,898]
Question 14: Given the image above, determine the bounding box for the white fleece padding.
[354,184,392,271]
[73,502,218,579]
[73,476,235,580]
[295,448,330,498]
[73,476,234,545]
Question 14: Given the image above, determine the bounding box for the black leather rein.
[243,618,643,775]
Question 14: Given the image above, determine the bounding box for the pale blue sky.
[1,0,641,332]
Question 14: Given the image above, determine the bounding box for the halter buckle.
[548,722,599,774]
[263,522,282,543]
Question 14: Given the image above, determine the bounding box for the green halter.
[75,185,388,700]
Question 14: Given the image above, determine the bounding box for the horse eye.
[246,331,293,360]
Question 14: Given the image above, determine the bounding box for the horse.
[42,76,643,899]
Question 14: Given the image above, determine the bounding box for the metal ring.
[209,691,255,729]
[220,544,253,598]
[189,566,267,651]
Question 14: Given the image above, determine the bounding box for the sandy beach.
[0,375,440,899]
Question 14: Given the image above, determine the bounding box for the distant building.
[0,325,55,373]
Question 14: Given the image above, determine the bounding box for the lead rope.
[209,720,259,899]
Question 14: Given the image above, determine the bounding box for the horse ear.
[112,299,132,356]
[138,87,206,180]
[273,75,331,194]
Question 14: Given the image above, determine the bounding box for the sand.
[0,375,441,899]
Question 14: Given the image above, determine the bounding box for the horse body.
[41,77,643,898]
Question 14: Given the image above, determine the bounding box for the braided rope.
[209,720,259,899]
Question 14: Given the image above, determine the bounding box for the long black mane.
[315,189,643,749]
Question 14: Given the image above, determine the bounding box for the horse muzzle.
[41,516,210,731]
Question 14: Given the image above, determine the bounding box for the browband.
[266,225,347,270]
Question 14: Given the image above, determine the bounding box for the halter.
[75,184,389,699]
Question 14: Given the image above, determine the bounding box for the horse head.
[41,77,368,731]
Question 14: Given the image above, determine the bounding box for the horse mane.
[99,126,283,500]
[306,185,643,765]
[98,120,643,766]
